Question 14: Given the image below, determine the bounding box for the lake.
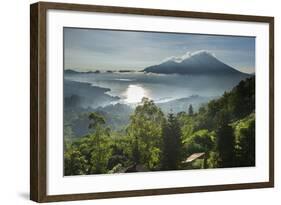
[64,72,249,106]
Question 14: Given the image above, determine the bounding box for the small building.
[182,152,206,169]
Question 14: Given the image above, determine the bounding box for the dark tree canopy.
[161,113,182,170]
[216,119,235,168]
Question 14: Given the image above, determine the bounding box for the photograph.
[63,28,256,176]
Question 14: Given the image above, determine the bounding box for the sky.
[64,27,255,74]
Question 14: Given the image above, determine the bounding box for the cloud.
[161,50,216,63]
[191,50,217,58]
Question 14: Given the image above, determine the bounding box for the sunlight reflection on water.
[124,84,149,103]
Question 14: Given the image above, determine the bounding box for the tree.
[64,145,87,175]
[126,98,165,170]
[188,104,194,116]
[88,112,106,129]
[216,113,235,168]
[64,112,112,175]
[87,112,111,174]
[177,112,194,144]
[233,113,255,167]
[162,113,182,170]
[107,131,131,170]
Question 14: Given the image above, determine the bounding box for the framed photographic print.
[30,2,274,202]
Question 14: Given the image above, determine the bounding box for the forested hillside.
[64,77,255,175]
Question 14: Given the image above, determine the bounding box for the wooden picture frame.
[30,1,274,202]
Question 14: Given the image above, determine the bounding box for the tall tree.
[233,113,255,167]
[216,113,235,168]
[87,112,111,174]
[127,98,165,169]
[161,113,182,170]
[188,104,194,116]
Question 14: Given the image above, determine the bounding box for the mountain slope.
[157,95,214,114]
[144,51,248,76]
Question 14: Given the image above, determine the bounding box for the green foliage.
[108,163,124,174]
[126,97,165,169]
[195,77,255,130]
[184,129,215,154]
[183,129,215,169]
[207,151,220,168]
[64,144,88,175]
[232,113,255,166]
[88,112,106,129]
[107,132,131,170]
[64,112,112,175]
[177,112,195,143]
[180,77,255,169]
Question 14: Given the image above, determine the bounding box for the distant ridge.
[144,51,249,76]
[64,69,100,74]
[64,69,80,74]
